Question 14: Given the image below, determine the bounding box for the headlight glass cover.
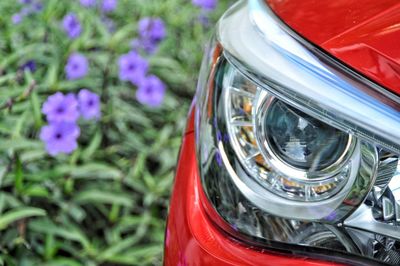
[196,1,400,265]
[225,65,365,206]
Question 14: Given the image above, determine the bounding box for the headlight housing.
[220,61,378,221]
[196,0,400,265]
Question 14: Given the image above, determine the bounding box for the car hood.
[266,0,400,95]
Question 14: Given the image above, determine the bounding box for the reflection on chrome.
[345,160,400,234]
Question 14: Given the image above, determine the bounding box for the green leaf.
[56,163,123,180]
[44,234,57,260]
[0,207,46,230]
[74,190,134,208]
[45,63,59,88]
[100,213,151,261]
[20,149,47,163]
[0,139,42,152]
[81,130,102,161]
[29,219,92,252]
[30,91,42,129]
[42,258,82,266]
[23,185,49,198]
[14,155,23,193]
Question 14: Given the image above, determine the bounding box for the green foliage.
[0,0,232,264]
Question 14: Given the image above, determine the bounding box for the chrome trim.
[253,93,357,202]
[345,161,400,239]
[345,204,400,240]
[217,0,400,154]
[255,94,356,180]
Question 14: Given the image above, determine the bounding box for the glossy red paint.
[265,0,400,95]
[164,108,343,266]
[184,101,195,135]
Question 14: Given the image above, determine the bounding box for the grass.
[0,0,233,265]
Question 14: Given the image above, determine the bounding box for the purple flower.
[130,38,157,54]
[138,17,166,43]
[19,60,37,72]
[12,0,43,24]
[40,122,80,156]
[20,6,32,16]
[118,51,148,86]
[136,17,166,54]
[65,53,89,80]
[42,92,80,123]
[198,13,210,27]
[215,151,223,166]
[192,0,217,10]
[101,0,117,13]
[32,1,43,12]
[62,13,82,39]
[12,13,23,24]
[136,75,166,107]
[80,0,97,7]
[78,89,101,120]
[18,1,43,16]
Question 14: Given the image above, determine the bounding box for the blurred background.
[0,0,234,265]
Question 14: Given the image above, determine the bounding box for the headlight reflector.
[263,99,350,172]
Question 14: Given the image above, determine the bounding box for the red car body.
[266,0,400,95]
[164,0,400,265]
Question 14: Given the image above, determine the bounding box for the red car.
[164,0,400,265]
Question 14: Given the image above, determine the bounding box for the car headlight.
[225,65,362,207]
[195,0,400,265]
